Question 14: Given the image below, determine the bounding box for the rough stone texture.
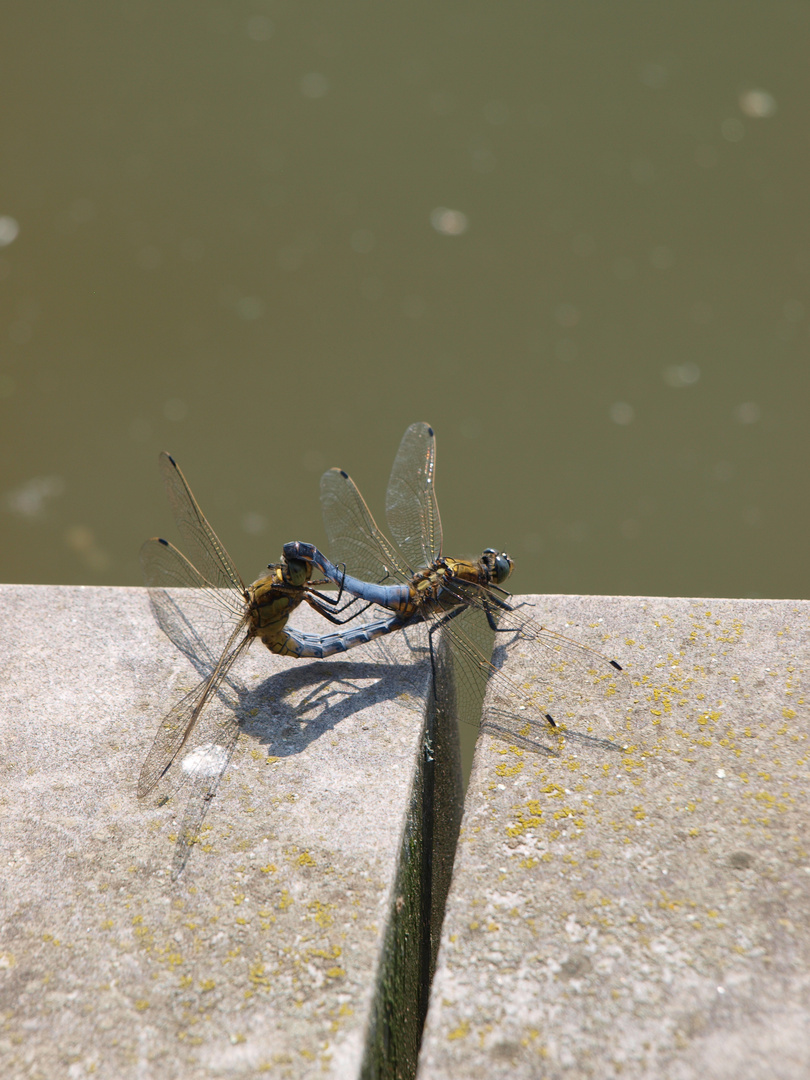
[0,584,434,1079]
[418,596,810,1080]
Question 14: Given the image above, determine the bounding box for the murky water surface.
[1,4,808,600]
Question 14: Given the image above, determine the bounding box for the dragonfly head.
[282,555,311,587]
[482,548,513,585]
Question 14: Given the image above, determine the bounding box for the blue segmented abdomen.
[266,613,407,658]
[283,541,411,611]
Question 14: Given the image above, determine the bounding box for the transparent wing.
[140,536,245,617]
[446,578,624,679]
[429,579,628,753]
[141,537,247,674]
[321,467,411,585]
[426,602,562,756]
[137,619,252,799]
[169,718,241,880]
[384,422,442,569]
[157,451,245,594]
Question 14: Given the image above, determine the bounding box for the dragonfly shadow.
[146,589,430,879]
[236,656,429,759]
[165,658,427,881]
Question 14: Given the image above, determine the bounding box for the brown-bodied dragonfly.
[284,422,627,755]
[140,451,397,876]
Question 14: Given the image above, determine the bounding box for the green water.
[2,3,808,601]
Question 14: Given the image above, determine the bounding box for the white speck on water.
[0,216,20,246]
[430,207,468,236]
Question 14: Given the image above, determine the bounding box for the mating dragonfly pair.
[140,423,624,876]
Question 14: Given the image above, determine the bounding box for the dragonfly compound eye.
[493,552,513,584]
[284,558,309,587]
[483,548,514,584]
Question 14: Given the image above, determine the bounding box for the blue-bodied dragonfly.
[284,422,626,755]
[140,451,399,876]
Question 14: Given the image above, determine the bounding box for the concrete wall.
[419,594,810,1079]
[0,585,446,1079]
[2,587,808,1079]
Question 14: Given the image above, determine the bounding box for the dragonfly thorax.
[248,562,311,639]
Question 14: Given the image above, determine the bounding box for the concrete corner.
[0,585,443,1079]
[418,595,810,1079]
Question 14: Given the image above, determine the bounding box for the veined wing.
[385,422,442,570]
[158,451,245,594]
[321,467,412,585]
[170,717,241,880]
[141,536,246,618]
[444,577,623,680]
[141,537,248,671]
[425,598,561,755]
[138,617,252,799]
[431,576,627,746]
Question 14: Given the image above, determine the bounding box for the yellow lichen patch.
[134,1000,150,1011]
[307,900,335,928]
[278,891,293,911]
[298,851,316,867]
[506,802,544,837]
[325,967,345,978]
[495,760,525,777]
[309,945,341,960]
[249,963,271,988]
[260,864,277,874]
[448,1021,470,1041]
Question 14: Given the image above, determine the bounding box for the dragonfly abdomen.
[283,540,411,612]
[276,614,411,658]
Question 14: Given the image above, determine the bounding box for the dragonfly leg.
[305,588,377,625]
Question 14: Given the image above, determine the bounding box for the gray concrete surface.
[418,595,810,1080]
[0,584,437,1079]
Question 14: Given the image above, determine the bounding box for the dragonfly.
[284,422,626,755]
[139,451,402,877]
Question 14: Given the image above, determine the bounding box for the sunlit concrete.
[418,595,810,1079]
[0,584,439,1079]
